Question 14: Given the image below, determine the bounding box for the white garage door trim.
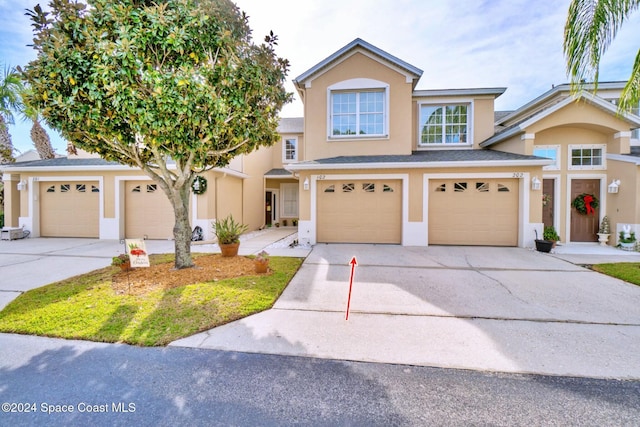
[308,173,409,245]
[424,172,531,247]
[25,176,104,238]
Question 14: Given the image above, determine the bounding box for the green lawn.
[0,255,303,346]
[592,263,640,287]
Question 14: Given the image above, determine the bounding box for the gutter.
[286,158,552,171]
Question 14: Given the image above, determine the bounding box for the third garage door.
[317,179,401,244]
[428,178,518,246]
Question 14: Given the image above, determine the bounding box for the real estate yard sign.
[125,239,150,268]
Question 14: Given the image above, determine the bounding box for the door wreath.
[191,176,207,195]
[571,193,599,215]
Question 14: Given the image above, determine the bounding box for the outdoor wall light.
[303,177,310,191]
[608,179,620,193]
[531,176,541,191]
[16,180,27,191]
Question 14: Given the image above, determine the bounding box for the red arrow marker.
[345,256,358,320]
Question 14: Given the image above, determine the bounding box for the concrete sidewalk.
[171,244,640,379]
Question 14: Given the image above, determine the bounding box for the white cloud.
[1,0,638,154]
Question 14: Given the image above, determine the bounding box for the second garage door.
[125,182,175,239]
[317,179,402,244]
[428,178,519,246]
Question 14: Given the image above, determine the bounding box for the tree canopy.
[564,0,639,112]
[22,0,291,268]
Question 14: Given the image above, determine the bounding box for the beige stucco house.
[3,38,640,248]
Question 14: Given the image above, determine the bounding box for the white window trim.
[283,137,298,163]
[327,78,390,140]
[533,145,561,171]
[417,101,473,148]
[568,144,606,170]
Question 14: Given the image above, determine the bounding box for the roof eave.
[286,159,551,171]
[294,38,423,88]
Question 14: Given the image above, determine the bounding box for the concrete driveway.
[172,244,640,379]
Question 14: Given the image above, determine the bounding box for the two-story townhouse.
[3,38,640,248]
[287,38,552,247]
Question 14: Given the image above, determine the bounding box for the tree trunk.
[0,116,15,164]
[31,120,56,159]
[171,183,194,269]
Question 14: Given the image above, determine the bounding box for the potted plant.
[254,250,270,273]
[292,218,298,226]
[618,225,636,251]
[597,215,611,246]
[534,229,553,253]
[111,254,131,271]
[282,219,288,226]
[213,214,248,257]
[543,226,560,247]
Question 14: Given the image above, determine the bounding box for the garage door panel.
[429,179,518,246]
[125,182,175,239]
[317,179,401,244]
[40,182,99,238]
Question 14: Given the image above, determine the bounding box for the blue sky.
[1,0,638,155]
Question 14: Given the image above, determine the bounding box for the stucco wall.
[302,52,414,160]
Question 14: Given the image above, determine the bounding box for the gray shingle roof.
[3,157,121,168]
[310,149,545,164]
[265,168,293,177]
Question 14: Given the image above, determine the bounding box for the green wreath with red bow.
[571,193,599,215]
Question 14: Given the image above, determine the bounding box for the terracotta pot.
[255,260,269,273]
[119,262,131,271]
[220,242,240,257]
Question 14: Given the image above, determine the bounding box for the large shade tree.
[22,0,291,269]
[564,0,639,112]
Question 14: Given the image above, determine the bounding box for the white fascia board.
[286,159,551,171]
[480,126,524,147]
[607,153,640,165]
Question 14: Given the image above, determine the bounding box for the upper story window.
[283,137,298,162]
[331,90,385,137]
[327,78,389,140]
[533,145,560,170]
[568,144,606,170]
[419,104,469,146]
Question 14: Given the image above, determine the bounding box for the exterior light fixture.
[531,176,541,191]
[16,180,27,191]
[608,179,620,194]
[303,177,310,191]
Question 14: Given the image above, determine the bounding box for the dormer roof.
[293,38,423,92]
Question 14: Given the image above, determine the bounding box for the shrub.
[213,214,248,245]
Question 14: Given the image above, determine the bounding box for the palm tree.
[20,87,56,160]
[0,65,24,164]
[564,0,640,113]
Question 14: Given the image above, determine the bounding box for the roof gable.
[482,91,640,148]
[293,38,423,90]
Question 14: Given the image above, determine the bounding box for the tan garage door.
[40,182,99,238]
[317,180,401,244]
[125,182,175,239]
[429,179,518,246]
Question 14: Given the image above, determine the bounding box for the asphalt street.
[1,334,639,427]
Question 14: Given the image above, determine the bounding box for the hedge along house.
[3,39,640,247]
